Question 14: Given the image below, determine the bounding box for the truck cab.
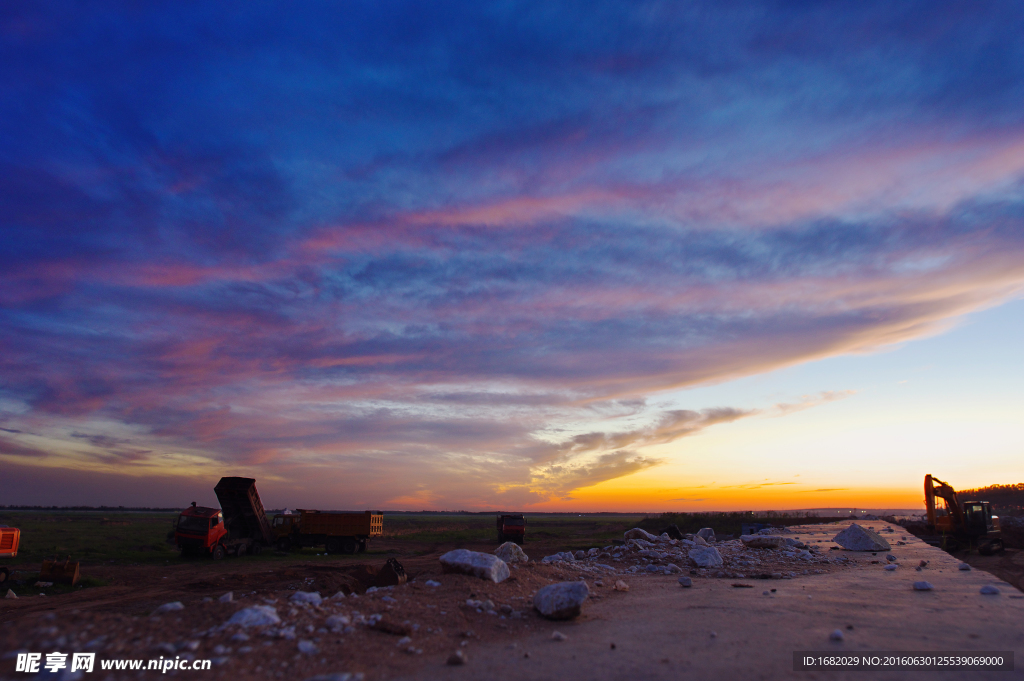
[271,513,301,549]
[497,514,526,544]
[175,504,227,558]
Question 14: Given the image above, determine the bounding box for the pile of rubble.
[533,526,856,581]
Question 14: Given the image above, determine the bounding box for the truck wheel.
[341,537,358,554]
[0,567,8,585]
[212,545,226,560]
[236,544,247,557]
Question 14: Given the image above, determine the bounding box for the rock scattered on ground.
[623,527,658,542]
[980,585,1000,595]
[219,591,233,603]
[447,650,467,665]
[688,546,724,568]
[226,605,281,627]
[4,589,16,599]
[832,524,891,551]
[740,535,785,549]
[696,528,716,542]
[912,581,934,591]
[551,631,567,641]
[884,564,897,571]
[677,576,692,587]
[290,591,323,605]
[829,629,844,641]
[151,601,184,615]
[958,563,971,571]
[614,580,629,592]
[494,542,529,563]
[533,581,589,620]
[439,549,510,583]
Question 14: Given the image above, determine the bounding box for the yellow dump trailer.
[273,509,382,554]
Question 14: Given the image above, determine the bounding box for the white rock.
[533,581,589,620]
[325,615,351,629]
[613,580,629,592]
[692,535,708,546]
[424,580,441,587]
[912,581,934,591]
[152,602,184,615]
[219,592,233,603]
[440,549,510,583]
[297,639,318,654]
[226,605,281,627]
[832,524,891,551]
[290,591,322,606]
[494,542,529,564]
[740,535,786,549]
[688,546,724,568]
[623,528,658,542]
[883,564,897,571]
[957,563,971,571]
[677,576,692,588]
[541,552,575,563]
[551,631,567,641]
[980,585,1000,595]
[4,589,16,599]
[696,528,716,542]
[885,555,896,562]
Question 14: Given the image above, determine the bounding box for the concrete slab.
[398,522,1024,681]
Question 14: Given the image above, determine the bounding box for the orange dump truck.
[174,477,273,559]
[272,509,382,554]
[1,525,20,586]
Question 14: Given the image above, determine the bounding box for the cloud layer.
[2,3,1024,507]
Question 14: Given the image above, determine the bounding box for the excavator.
[904,474,1004,555]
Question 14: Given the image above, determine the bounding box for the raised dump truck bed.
[214,476,274,547]
[272,509,382,554]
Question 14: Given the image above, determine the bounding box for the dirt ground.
[2,524,1021,680]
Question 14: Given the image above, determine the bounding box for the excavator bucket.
[40,556,80,586]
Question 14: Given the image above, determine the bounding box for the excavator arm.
[924,474,966,532]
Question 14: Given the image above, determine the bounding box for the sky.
[1,2,1023,512]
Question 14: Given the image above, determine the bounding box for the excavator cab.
[962,501,998,536]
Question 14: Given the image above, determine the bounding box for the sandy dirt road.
[2,522,1021,680]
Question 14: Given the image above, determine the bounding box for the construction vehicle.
[903,474,1004,555]
[40,555,80,586]
[175,477,273,559]
[497,514,526,544]
[272,509,383,554]
[0,525,20,587]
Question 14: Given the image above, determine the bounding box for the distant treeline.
[639,511,848,537]
[0,505,180,512]
[956,483,1024,515]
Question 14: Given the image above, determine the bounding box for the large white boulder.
[687,546,724,568]
[533,581,589,620]
[495,542,529,563]
[832,523,891,551]
[741,535,786,549]
[440,549,510,583]
[623,528,658,542]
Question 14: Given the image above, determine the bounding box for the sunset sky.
[2,3,1023,511]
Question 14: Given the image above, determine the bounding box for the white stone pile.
[535,526,848,579]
